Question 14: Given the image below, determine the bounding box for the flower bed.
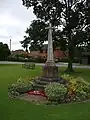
[44,74,90,104]
[8,74,90,105]
[8,77,34,97]
[27,90,47,97]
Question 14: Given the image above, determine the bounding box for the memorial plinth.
[34,22,65,90]
[42,22,58,78]
[42,65,58,78]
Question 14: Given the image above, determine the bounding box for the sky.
[0,0,36,50]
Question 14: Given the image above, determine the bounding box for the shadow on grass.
[58,67,89,78]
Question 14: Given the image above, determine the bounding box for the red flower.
[26,90,47,97]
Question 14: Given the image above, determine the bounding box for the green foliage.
[61,74,90,102]
[44,74,90,103]
[1,64,90,120]
[22,0,90,72]
[20,36,29,52]
[8,54,47,63]
[8,55,25,62]
[45,82,67,102]
[21,20,48,51]
[61,74,90,86]
[8,77,34,96]
[61,74,76,84]
[26,56,46,63]
[22,0,63,26]
[22,62,35,69]
[7,53,27,62]
[8,84,20,97]
[0,42,10,60]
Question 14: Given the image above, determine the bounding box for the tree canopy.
[0,42,10,60]
[21,19,67,52]
[21,20,48,52]
[22,0,90,72]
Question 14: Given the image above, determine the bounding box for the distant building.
[11,49,25,54]
[28,51,41,58]
[29,44,68,59]
[11,45,68,60]
[81,52,90,65]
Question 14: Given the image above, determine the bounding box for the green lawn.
[0,64,90,120]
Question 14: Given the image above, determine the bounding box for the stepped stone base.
[33,77,67,90]
[42,65,58,78]
[45,60,56,66]
[33,64,67,90]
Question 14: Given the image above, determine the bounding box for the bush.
[61,74,90,102]
[22,62,35,69]
[7,55,25,62]
[8,77,34,97]
[57,58,80,63]
[8,84,20,97]
[8,73,90,104]
[45,82,67,103]
[27,57,46,63]
[8,55,46,63]
[44,75,90,104]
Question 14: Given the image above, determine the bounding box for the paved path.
[0,61,90,69]
[0,61,23,64]
[36,63,90,69]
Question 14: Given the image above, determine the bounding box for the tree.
[22,0,90,72]
[21,20,48,52]
[0,42,10,60]
[20,36,29,52]
[21,19,67,52]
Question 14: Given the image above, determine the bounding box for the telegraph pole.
[9,36,11,51]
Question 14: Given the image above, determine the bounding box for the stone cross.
[45,22,55,66]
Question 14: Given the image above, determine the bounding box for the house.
[11,44,68,60]
[53,48,67,59]
[11,49,29,58]
[81,52,90,65]
[29,44,68,59]
[11,49,25,55]
[28,51,41,57]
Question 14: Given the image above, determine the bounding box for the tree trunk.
[65,29,74,73]
[26,47,28,52]
[65,2,75,73]
[65,45,74,73]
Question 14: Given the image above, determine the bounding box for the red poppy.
[26,90,47,97]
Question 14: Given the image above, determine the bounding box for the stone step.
[33,84,45,90]
[34,80,50,85]
[40,77,63,82]
[40,77,58,81]
[35,77,66,84]
[33,77,67,91]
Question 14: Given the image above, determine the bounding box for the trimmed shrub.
[8,84,20,97]
[45,82,67,103]
[8,54,46,63]
[8,77,34,97]
[22,62,35,69]
[61,74,90,102]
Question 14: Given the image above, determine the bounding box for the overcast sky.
[0,0,36,50]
